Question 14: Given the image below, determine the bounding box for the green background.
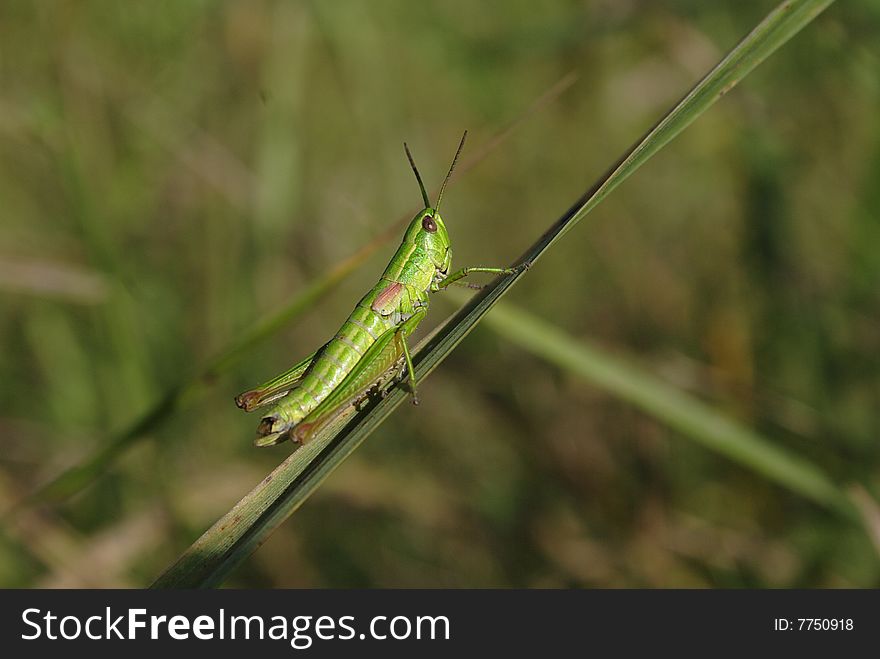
[1,0,879,587]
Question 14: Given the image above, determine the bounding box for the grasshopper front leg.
[433,266,518,291]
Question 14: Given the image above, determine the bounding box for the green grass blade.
[480,301,859,520]
[152,307,509,588]
[151,0,836,587]
[151,326,447,588]
[151,414,347,588]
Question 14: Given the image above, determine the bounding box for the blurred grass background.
[1,0,879,587]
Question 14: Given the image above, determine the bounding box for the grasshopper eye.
[422,215,437,233]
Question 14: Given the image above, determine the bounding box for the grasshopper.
[236,132,514,446]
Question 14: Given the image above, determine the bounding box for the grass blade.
[152,324,449,588]
[480,301,859,520]
[151,0,836,587]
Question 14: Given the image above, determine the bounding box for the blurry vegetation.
[1,0,879,587]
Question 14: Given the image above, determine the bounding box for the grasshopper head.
[403,207,451,270]
[402,132,466,272]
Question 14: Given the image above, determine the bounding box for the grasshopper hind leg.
[289,311,427,445]
[235,345,326,412]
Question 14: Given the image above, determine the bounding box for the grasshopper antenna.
[404,142,431,209]
[435,130,467,213]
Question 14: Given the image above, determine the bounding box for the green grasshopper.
[236,132,514,446]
